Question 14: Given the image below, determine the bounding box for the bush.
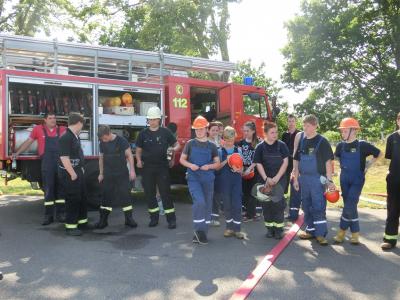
[323,130,341,144]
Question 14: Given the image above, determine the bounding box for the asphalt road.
[0,195,398,300]
[250,208,400,300]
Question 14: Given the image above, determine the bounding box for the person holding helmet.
[253,121,289,239]
[381,112,400,250]
[95,125,138,230]
[333,118,380,244]
[180,116,220,244]
[136,106,180,229]
[292,115,335,246]
[215,126,245,239]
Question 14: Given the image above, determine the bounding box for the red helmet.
[338,118,360,130]
[228,153,243,171]
[325,190,340,203]
[192,116,209,129]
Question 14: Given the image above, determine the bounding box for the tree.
[282,0,400,132]
[96,0,239,81]
[232,60,285,126]
[0,0,75,36]
[232,60,281,98]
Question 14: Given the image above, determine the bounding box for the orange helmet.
[325,190,340,203]
[242,170,255,180]
[228,153,243,171]
[192,116,209,129]
[338,118,360,130]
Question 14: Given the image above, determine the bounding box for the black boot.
[266,227,274,238]
[42,215,54,226]
[168,220,176,229]
[148,214,159,227]
[274,228,284,240]
[125,211,138,228]
[166,212,176,229]
[95,209,110,229]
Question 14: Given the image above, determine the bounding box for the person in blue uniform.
[333,118,380,245]
[216,126,245,239]
[180,116,220,245]
[292,115,336,246]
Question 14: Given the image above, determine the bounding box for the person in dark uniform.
[59,113,88,236]
[95,125,137,229]
[14,113,67,225]
[136,106,180,229]
[238,121,259,222]
[254,122,289,239]
[381,112,400,250]
[281,114,301,221]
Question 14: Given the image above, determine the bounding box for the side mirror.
[272,107,281,121]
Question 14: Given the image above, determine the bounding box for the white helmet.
[146,106,162,119]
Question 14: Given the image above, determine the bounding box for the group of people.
[180,113,399,250]
[13,107,400,250]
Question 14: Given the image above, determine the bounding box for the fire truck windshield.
[243,93,268,119]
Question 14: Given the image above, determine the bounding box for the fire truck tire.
[84,160,102,209]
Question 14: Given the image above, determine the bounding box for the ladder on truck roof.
[0,34,236,84]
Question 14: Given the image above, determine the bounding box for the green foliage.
[323,130,341,144]
[282,0,400,138]
[232,59,284,121]
[232,60,281,98]
[0,0,76,36]
[96,0,239,61]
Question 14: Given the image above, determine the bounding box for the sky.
[228,0,307,109]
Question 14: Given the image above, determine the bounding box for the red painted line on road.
[230,214,304,300]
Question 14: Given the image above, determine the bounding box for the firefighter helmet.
[228,153,243,171]
[147,106,162,119]
[242,169,255,180]
[325,190,340,203]
[338,118,360,129]
[192,116,209,129]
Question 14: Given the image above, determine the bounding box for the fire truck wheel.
[84,160,102,210]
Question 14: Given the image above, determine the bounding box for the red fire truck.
[0,35,274,206]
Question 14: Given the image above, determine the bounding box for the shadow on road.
[250,209,400,300]
[0,195,286,299]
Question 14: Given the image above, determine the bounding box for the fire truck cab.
[0,35,273,206]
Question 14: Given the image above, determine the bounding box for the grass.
[0,142,389,209]
[0,177,44,196]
